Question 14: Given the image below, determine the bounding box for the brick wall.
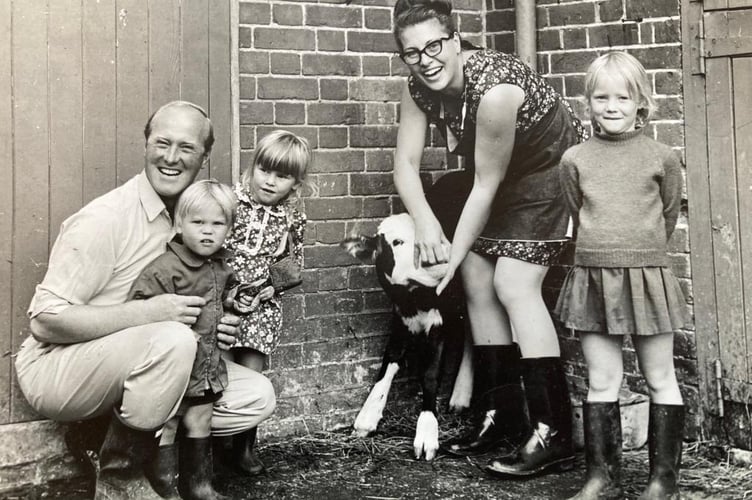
[240,0,697,440]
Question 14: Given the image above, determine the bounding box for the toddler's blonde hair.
[584,51,657,126]
[175,179,237,228]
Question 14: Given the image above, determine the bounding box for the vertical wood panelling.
[82,0,117,203]
[116,0,150,184]
[48,0,84,243]
[732,57,752,381]
[0,0,13,424]
[208,0,232,184]
[148,0,181,112]
[10,0,50,422]
[182,0,211,181]
[706,58,747,380]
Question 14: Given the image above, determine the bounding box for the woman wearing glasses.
[392,0,587,478]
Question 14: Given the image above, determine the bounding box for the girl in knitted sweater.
[556,52,689,500]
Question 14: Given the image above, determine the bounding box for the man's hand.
[217,313,240,350]
[144,294,205,325]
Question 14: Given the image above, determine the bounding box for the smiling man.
[14,101,276,499]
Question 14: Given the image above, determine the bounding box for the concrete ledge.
[0,420,84,494]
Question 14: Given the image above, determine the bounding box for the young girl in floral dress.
[223,130,311,476]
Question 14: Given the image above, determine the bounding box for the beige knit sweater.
[559,128,683,268]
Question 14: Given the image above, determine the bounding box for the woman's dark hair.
[393,0,456,49]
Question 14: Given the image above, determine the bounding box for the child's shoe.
[232,427,265,476]
[179,436,230,500]
[639,404,684,500]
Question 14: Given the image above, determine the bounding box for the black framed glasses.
[399,34,454,65]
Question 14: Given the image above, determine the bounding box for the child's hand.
[256,286,275,302]
[234,286,276,313]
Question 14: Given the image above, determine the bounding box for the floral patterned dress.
[409,48,589,266]
[224,185,306,354]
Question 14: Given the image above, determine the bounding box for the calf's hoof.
[413,411,439,461]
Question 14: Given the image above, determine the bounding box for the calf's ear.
[340,235,379,262]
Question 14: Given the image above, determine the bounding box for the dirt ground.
[8,410,752,500]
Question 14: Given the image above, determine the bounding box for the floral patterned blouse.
[224,184,306,354]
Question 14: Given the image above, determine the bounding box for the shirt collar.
[236,186,288,218]
[167,237,232,268]
[137,171,169,222]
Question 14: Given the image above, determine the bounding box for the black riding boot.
[144,444,179,499]
[232,427,265,476]
[94,411,163,500]
[486,357,575,478]
[639,404,684,500]
[568,402,623,500]
[444,344,527,456]
[178,436,230,500]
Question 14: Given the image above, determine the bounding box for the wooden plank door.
[682,0,752,450]
[1,0,238,425]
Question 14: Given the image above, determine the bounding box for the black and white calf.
[341,213,473,461]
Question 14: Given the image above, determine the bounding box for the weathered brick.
[365,150,394,172]
[239,125,254,149]
[487,9,514,32]
[239,2,270,25]
[308,103,364,125]
[348,31,398,53]
[538,29,562,51]
[273,4,303,26]
[313,220,347,243]
[255,28,315,50]
[599,0,624,23]
[239,26,253,48]
[350,126,399,147]
[654,71,681,95]
[365,8,391,30]
[545,76,564,95]
[362,56,392,76]
[362,197,391,218]
[548,2,596,27]
[270,52,300,74]
[454,0,484,10]
[314,173,349,198]
[274,102,305,125]
[564,75,585,98]
[304,338,365,366]
[305,198,363,221]
[307,5,362,28]
[366,103,397,125]
[458,12,483,34]
[562,27,587,49]
[320,79,349,100]
[239,101,274,125]
[350,79,402,102]
[306,290,364,316]
[311,150,365,173]
[550,51,596,74]
[589,23,639,48]
[350,173,395,196]
[652,121,684,148]
[348,266,381,291]
[318,267,349,291]
[389,56,411,77]
[319,127,349,149]
[258,77,319,100]
[239,51,269,75]
[625,0,679,21]
[318,30,346,52]
[363,289,392,311]
[239,75,256,99]
[653,96,682,120]
[346,220,380,238]
[303,54,361,76]
[652,19,680,44]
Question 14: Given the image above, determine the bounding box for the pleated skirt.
[554,266,690,335]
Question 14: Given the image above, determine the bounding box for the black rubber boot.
[232,427,265,476]
[144,444,179,499]
[444,344,527,456]
[64,413,111,477]
[639,404,684,500]
[178,437,230,500]
[486,357,575,478]
[568,402,623,500]
[94,411,163,500]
